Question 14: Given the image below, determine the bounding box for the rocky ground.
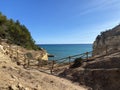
[59,51,120,90]
[0,50,88,90]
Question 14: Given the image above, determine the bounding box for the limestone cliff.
[59,24,120,90]
[93,24,120,56]
[0,41,48,66]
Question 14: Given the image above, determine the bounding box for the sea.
[39,44,92,60]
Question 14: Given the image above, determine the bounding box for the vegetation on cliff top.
[96,24,120,41]
[0,12,40,50]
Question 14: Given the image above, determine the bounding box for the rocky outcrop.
[93,24,120,56]
[83,52,120,69]
[0,41,48,65]
[65,68,120,90]
[59,52,120,90]
[59,25,120,90]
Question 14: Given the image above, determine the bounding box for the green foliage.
[0,12,40,50]
[97,24,120,41]
[0,12,7,25]
[70,57,82,68]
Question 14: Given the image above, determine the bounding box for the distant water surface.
[39,44,92,60]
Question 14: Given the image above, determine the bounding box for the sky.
[0,0,120,44]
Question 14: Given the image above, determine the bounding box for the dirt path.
[0,51,88,90]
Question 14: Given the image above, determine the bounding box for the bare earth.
[0,51,87,90]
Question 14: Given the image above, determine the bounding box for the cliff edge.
[59,25,120,90]
[93,24,120,56]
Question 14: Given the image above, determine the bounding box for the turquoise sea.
[39,44,92,60]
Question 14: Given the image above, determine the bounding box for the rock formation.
[0,41,48,66]
[59,25,120,90]
[93,24,120,56]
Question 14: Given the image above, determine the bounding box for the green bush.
[70,57,82,68]
[0,12,41,50]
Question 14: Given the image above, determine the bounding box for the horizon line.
[37,43,93,45]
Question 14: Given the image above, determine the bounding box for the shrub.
[70,57,82,68]
[0,12,41,50]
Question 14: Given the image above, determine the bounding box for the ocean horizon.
[38,44,92,60]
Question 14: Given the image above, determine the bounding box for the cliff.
[0,12,48,63]
[0,41,48,65]
[59,24,120,90]
[93,24,120,56]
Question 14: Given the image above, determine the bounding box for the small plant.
[70,57,83,68]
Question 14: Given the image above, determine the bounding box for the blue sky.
[0,0,120,44]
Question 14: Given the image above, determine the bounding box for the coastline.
[39,44,92,60]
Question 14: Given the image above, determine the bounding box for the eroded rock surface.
[0,51,87,90]
[93,25,120,56]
